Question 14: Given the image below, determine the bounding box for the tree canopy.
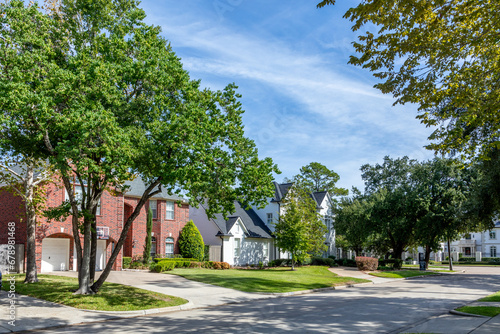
[0,0,278,293]
[318,0,500,160]
[294,162,348,196]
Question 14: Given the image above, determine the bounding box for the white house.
[190,182,336,266]
[408,221,500,262]
[190,201,275,266]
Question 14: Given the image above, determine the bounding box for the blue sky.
[139,0,435,191]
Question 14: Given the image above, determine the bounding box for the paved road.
[22,266,500,334]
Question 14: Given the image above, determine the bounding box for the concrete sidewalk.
[399,313,500,333]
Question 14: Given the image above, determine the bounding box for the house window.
[325,218,332,231]
[267,213,273,225]
[151,236,157,258]
[65,185,101,214]
[234,238,241,257]
[465,234,472,240]
[490,231,497,240]
[166,201,175,220]
[491,246,497,258]
[263,242,269,258]
[165,237,174,257]
[150,200,157,219]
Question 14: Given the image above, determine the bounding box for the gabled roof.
[271,182,293,202]
[211,201,273,239]
[311,191,329,208]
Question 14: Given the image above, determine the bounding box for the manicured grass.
[478,291,500,302]
[1,274,187,311]
[456,306,500,317]
[168,266,370,293]
[369,270,439,278]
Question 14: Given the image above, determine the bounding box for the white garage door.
[41,238,70,272]
[96,240,107,271]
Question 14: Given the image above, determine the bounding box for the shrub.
[179,220,205,261]
[157,258,194,268]
[311,256,336,267]
[155,257,198,263]
[355,257,379,271]
[328,255,336,260]
[378,258,403,269]
[154,261,175,272]
[149,262,158,272]
[202,261,230,269]
[335,258,356,267]
[123,257,132,269]
[204,245,210,261]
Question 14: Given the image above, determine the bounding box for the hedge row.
[149,260,230,272]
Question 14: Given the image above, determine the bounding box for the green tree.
[334,192,371,256]
[411,158,484,269]
[0,0,278,294]
[0,155,52,283]
[179,220,205,261]
[294,162,348,196]
[360,157,421,264]
[273,188,327,270]
[318,0,500,160]
[143,207,153,264]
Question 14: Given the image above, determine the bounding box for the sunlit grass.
[168,266,369,293]
[1,274,187,311]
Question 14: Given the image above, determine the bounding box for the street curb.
[79,301,195,316]
[449,309,491,318]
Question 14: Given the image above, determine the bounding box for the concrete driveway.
[18,266,500,333]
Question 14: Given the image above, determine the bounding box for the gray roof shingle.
[211,201,273,239]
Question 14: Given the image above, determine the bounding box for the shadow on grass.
[4,275,186,311]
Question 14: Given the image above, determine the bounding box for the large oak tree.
[0,0,278,294]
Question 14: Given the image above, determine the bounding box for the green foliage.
[0,0,278,293]
[310,257,336,267]
[143,207,153,264]
[203,245,210,261]
[273,187,327,269]
[178,220,205,261]
[293,162,348,196]
[122,257,132,269]
[319,0,500,160]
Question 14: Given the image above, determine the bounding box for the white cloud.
[141,1,435,189]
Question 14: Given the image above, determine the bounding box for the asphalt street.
[15,266,500,334]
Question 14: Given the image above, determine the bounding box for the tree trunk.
[447,238,453,271]
[424,245,432,270]
[91,179,162,293]
[89,220,97,283]
[24,169,38,283]
[74,221,94,295]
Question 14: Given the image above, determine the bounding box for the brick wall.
[1,179,189,272]
[123,198,189,258]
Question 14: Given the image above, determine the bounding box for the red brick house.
[0,177,189,273]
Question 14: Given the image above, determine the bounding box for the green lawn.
[1,274,187,311]
[168,266,369,293]
[479,291,500,302]
[456,306,500,317]
[369,270,439,278]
